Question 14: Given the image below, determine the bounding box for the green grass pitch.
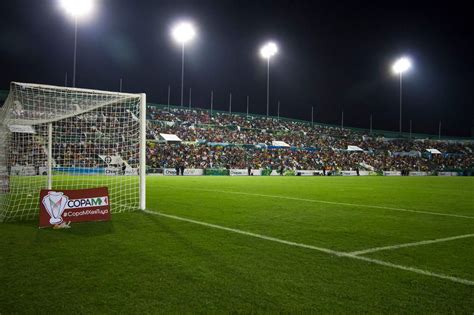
[1,176,473,313]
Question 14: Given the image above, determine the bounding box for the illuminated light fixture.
[60,0,94,18]
[172,22,196,44]
[260,42,278,59]
[392,57,412,74]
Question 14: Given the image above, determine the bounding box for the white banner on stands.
[105,167,139,176]
[11,165,36,176]
[250,169,262,176]
[38,167,48,175]
[341,171,358,176]
[163,168,204,176]
[230,169,248,176]
[341,170,372,176]
[295,170,320,176]
[438,172,459,176]
[409,171,429,176]
[383,171,402,176]
[229,169,262,176]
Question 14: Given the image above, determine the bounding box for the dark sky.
[0,0,473,136]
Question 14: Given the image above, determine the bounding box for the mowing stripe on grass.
[143,209,474,286]
[161,186,474,220]
[349,233,474,256]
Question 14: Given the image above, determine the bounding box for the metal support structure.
[229,93,232,114]
[246,96,249,118]
[189,88,192,109]
[438,121,442,139]
[64,73,68,87]
[266,58,270,116]
[370,114,373,134]
[47,123,53,190]
[210,90,214,116]
[399,72,402,133]
[277,101,280,121]
[119,78,123,92]
[139,93,147,210]
[167,85,171,111]
[180,43,185,107]
[72,17,78,87]
[409,120,412,138]
[341,110,344,129]
[311,106,314,126]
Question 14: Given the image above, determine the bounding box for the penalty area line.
[349,233,474,256]
[159,186,474,221]
[143,209,474,286]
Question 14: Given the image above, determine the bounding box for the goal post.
[0,82,146,222]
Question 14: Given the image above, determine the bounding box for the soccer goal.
[0,82,146,222]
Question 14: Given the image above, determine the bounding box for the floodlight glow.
[60,0,94,18]
[392,57,412,74]
[260,42,278,59]
[172,22,196,44]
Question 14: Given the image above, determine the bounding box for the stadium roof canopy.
[426,148,442,154]
[160,133,182,143]
[272,141,290,147]
[347,145,364,152]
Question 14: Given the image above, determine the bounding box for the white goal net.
[0,82,146,222]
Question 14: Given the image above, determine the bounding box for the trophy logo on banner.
[42,191,69,225]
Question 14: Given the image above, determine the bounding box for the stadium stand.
[1,87,472,175]
[146,105,473,174]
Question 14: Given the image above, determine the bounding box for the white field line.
[142,209,474,286]
[160,186,474,220]
[349,233,474,256]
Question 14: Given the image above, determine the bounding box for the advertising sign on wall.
[39,187,111,228]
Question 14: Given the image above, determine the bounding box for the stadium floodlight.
[260,42,278,116]
[171,21,196,107]
[60,0,94,19]
[392,57,412,74]
[59,0,96,88]
[392,56,412,133]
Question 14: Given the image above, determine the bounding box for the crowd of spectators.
[147,107,473,172]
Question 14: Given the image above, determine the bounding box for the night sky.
[0,0,472,136]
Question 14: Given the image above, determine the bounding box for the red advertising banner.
[39,187,111,227]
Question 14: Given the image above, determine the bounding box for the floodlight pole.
[399,72,402,133]
[119,78,123,92]
[229,93,232,114]
[341,110,344,129]
[189,88,192,109]
[167,85,171,111]
[246,96,249,118]
[370,114,373,134]
[210,90,214,116]
[180,43,185,107]
[72,17,78,87]
[311,106,314,126]
[277,101,280,121]
[438,121,442,139]
[64,72,68,87]
[409,119,412,138]
[266,58,270,116]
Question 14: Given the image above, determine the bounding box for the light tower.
[392,56,412,133]
[59,0,95,87]
[260,42,278,116]
[171,21,196,107]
